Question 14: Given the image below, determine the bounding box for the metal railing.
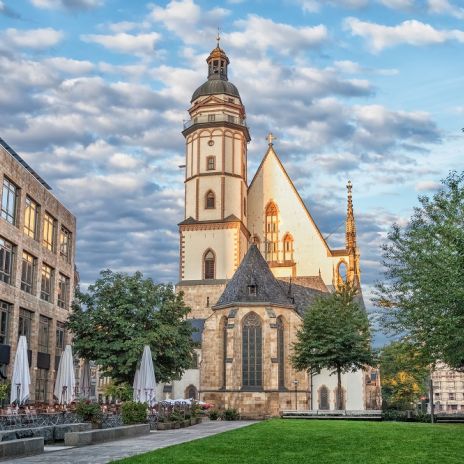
[183,114,247,130]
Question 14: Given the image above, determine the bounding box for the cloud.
[31,0,104,10]
[1,28,63,50]
[332,60,399,76]
[415,180,441,191]
[0,0,21,18]
[427,0,464,19]
[299,0,412,12]
[344,17,464,52]
[80,32,161,56]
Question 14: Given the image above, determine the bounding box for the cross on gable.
[266,132,277,145]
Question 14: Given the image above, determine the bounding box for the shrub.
[222,408,240,421]
[0,382,10,403]
[209,409,220,420]
[76,400,103,423]
[121,401,148,425]
[169,410,184,422]
[103,382,133,402]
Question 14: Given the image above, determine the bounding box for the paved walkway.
[3,420,256,464]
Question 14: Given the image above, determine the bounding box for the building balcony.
[183,114,248,130]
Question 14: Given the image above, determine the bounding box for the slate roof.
[279,276,328,293]
[214,244,292,308]
[191,78,241,102]
[276,280,326,316]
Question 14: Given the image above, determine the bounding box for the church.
[160,41,380,417]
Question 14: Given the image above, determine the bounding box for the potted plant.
[76,400,103,428]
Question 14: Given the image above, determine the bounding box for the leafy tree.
[378,340,429,410]
[292,282,373,409]
[68,270,195,385]
[375,172,464,371]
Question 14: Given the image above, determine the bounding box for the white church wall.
[198,176,222,221]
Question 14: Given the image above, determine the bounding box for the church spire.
[345,180,356,252]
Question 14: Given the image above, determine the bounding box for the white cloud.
[81,32,161,56]
[31,0,104,10]
[44,57,94,74]
[344,17,464,52]
[379,0,414,8]
[427,0,464,19]
[415,180,441,191]
[1,27,63,50]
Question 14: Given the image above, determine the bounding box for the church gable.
[247,145,343,284]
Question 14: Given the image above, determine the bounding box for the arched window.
[335,387,346,410]
[242,312,262,389]
[277,317,285,390]
[222,317,227,389]
[338,261,347,284]
[243,197,247,217]
[204,250,215,279]
[265,201,279,262]
[185,385,197,400]
[283,233,294,262]
[205,190,215,209]
[319,385,329,410]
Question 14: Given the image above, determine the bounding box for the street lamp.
[293,380,299,411]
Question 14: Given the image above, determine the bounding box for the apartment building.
[0,137,76,403]
[432,363,464,413]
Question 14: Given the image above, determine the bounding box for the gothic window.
[243,197,247,216]
[205,191,215,209]
[319,385,329,410]
[277,317,285,390]
[222,317,227,388]
[265,201,279,262]
[204,250,215,280]
[283,233,294,262]
[185,385,197,400]
[206,156,215,171]
[242,312,262,389]
[338,261,347,283]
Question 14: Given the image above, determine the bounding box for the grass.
[114,420,464,464]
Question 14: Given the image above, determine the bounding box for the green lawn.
[115,420,464,464]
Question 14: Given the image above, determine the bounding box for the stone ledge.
[0,423,91,444]
[64,424,150,447]
[0,437,44,460]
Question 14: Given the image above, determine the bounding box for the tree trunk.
[337,367,342,410]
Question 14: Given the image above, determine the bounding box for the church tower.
[345,180,361,286]
[178,39,251,319]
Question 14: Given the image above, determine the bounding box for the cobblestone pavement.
[3,421,256,464]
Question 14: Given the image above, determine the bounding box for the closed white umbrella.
[10,336,31,405]
[54,345,76,404]
[79,359,92,399]
[134,345,156,406]
[132,368,140,402]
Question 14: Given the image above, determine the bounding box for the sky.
[0,0,463,345]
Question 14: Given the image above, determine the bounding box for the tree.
[68,270,195,385]
[378,340,429,410]
[375,172,464,371]
[292,282,373,410]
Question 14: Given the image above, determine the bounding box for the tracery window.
[242,312,262,389]
[265,201,279,262]
[205,191,215,209]
[204,250,215,280]
[185,385,197,400]
[319,385,329,410]
[277,317,285,390]
[338,261,347,284]
[283,233,294,262]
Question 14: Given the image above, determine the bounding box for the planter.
[196,417,202,424]
[173,422,181,429]
[183,420,190,428]
[190,418,196,426]
[156,422,172,431]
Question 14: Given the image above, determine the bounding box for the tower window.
[247,284,257,296]
[283,233,294,261]
[207,156,216,171]
[204,250,215,280]
[205,191,215,209]
[208,114,216,122]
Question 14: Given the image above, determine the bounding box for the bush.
[103,382,133,402]
[121,401,148,425]
[76,400,103,423]
[209,409,220,421]
[222,408,240,421]
[169,410,184,422]
[381,409,431,423]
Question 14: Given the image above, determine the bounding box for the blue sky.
[1,0,463,345]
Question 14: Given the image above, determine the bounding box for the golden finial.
[266,132,277,146]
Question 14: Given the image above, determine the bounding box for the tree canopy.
[292,282,373,409]
[68,270,195,385]
[375,171,464,371]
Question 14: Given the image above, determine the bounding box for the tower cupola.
[207,35,229,79]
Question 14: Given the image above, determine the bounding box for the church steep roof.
[214,244,292,308]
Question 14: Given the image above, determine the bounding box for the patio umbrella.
[132,368,140,402]
[134,345,156,406]
[79,359,92,398]
[10,336,31,405]
[54,345,76,404]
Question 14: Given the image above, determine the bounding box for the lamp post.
[293,380,299,411]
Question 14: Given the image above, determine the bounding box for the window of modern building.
[24,196,39,240]
[56,321,65,355]
[42,212,56,252]
[40,263,54,302]
[57,274,70,309]
[18,308,33,344]
[35,368,48,402]
[21,251,36,294]
[203,250,215,280]
[38,315,50,353]
[277,316,285,390]
[205,190,215,209]
[60,226,72,262]
[319,386,329,410]
[449,392,456,400]
[265,201,279,261]
[242,312,262,389]
[0,237,14,285]
[206,156,215,171]
[0,300,10,344]
[1,177,18,225]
